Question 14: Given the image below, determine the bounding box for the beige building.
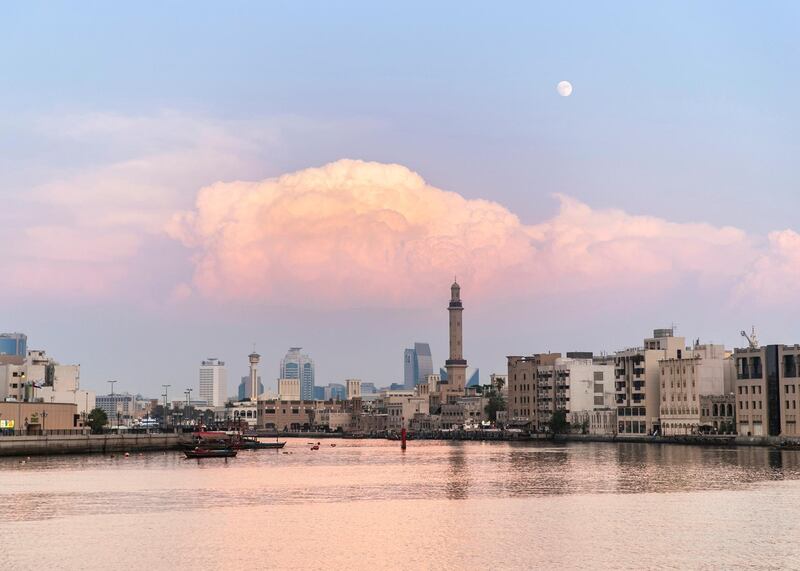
[0,402,80,432]
[660,343,728,436]
[700,394,736,433]
[381,390,429,431]
[346,379,362,400]
[615,329,684,436]
[734,344,800,437]
[507,352,612,432]
[567,409,617,436]
[277,378,301,401]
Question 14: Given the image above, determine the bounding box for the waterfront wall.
[0,433,181,456]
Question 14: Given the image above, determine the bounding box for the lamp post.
[108,380,117,432]
[162,384,171,431]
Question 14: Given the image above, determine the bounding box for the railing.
[0,429,89,437]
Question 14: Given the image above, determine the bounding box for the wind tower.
[444,279,467,404]
[248,348,261,402]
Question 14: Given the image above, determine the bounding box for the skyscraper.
[199,358,227,407]
[238,376,264,401]
[403,342,434,388]
[280,347,315,400]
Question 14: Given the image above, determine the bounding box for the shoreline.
[3,431,799,457]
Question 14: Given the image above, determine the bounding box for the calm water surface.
[2,440,799,570]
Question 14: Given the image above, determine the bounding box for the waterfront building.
[441,280,468,405]
[0,332,27,365]
[567,409,617,436]
[507,352,614,432]
[700,394,736,432]
[0,348,94,420]
[615,329,684,436]
[280,347,315,401]
[215,400,258,428]
[278,378,301,401]
[403,342,433,389]
[0,401,79,432]
[378,389,428,431]
[257,399,327,431]
[660,343,728,435]
[199,358,227,407]
[237,375,264,401]
[439,395,488,429]
[734,344,800,436]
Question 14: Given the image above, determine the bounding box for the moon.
[557,80,573,97]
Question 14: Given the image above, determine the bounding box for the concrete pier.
[0,433,181,456]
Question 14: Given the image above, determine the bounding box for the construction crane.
[740,326,759,349]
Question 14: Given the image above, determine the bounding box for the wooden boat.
[184,447,237,459]
[240,439,286,450]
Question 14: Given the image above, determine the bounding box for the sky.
[1,1,799,397]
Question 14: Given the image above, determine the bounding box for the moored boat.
[184,447,238,459]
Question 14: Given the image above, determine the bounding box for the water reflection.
[2,440,800,523]
[445,444,468,499]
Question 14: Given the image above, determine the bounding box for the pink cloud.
[167,159,766,308]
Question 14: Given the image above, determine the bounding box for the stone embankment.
[0,433,181,457]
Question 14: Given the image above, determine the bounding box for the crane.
[740,326,759,349]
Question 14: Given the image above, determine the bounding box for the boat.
[240,438,286,450]
[184,447,238,459]
[310,445,320,450]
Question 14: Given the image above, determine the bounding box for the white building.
[199,358,227,407]
[0,349,94,417]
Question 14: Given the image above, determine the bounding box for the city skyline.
[3,2,800,395]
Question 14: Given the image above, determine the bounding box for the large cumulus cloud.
[167,159,772,308]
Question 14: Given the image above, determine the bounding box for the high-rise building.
[199,358,227,407]
[280,347,315,400]
[734,344,800,437]
[615,329,684,436]
[0,333,27,365]
[403,343,433,389]
[238,376,264,401]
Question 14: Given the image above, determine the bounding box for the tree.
[548,410,569,434]
[87,408,108,434]
[484,391,506,422]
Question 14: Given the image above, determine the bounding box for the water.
[2,439,799,570]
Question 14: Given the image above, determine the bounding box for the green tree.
[484,391,506,422]
[548,410,569,434]
[87,408,108,434]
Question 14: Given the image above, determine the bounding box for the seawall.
[556,433,800,448]
[0,433,182,457]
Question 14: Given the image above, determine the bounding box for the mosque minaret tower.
[444,279,467,403]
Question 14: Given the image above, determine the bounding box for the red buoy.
[401,427,407,450]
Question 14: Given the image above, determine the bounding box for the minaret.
[248,349,261,402]
[444,279,467,403]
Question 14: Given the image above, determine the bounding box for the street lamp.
[162,384,171,431]
[108,380,117,432]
